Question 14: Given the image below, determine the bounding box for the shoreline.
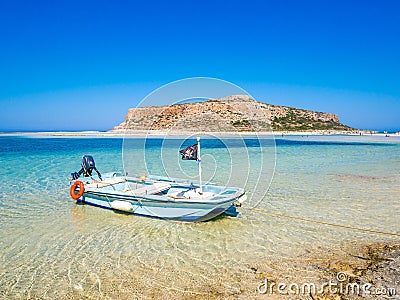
[1,129,400,138]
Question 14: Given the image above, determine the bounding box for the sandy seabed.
[30,241,399,299]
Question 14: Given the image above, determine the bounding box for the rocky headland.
[112,94,353,133]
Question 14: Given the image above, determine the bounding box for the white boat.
[69,173,245,222]
[69,138,246,222]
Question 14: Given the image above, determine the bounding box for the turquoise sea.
[0,134,399,298]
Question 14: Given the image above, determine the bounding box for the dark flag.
[179,143,198,160]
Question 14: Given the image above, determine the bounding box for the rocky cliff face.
[112,95,352,132]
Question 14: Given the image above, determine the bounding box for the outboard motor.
[71,155,102,181]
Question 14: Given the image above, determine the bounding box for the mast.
[197,136,203,193]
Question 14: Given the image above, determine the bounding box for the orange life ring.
[70,181,84,200]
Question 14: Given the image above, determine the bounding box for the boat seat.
[167,188,215,200]
[86,177,126,188]
[167,188,192,199]
[125,182,171,196]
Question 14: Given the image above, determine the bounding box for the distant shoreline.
[1,130,399,138]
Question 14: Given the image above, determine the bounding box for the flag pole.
[197,136,203,194]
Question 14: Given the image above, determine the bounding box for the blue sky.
[0,0,399,131]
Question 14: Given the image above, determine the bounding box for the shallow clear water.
[0,135,399,298]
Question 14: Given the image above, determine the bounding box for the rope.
[246,207,400,238]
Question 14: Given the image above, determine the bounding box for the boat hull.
[70,174,245,222]
[79,190,240,222]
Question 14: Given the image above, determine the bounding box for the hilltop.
[112,95,353,132]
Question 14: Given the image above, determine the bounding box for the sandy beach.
[2,129,400,138]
